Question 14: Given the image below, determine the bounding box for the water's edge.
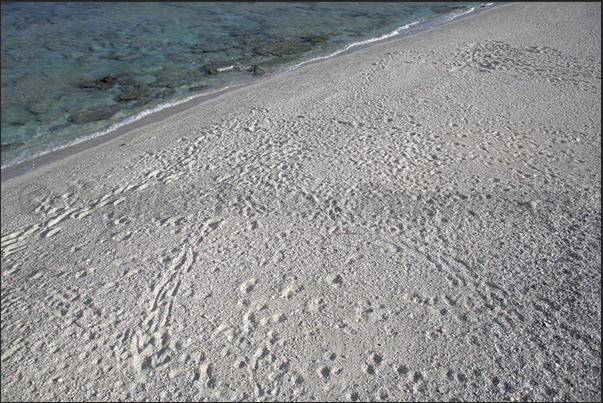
[1,3,503,185]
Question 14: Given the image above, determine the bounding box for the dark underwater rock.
[155,88,177,99]
[49,122,72,132]
[117,87,155,101]
[1,142,26,152]
[26,102,51,115]
[252,64,268,77]
[190,85,209,92]
[80,75,118,90]
[302,34,328,44]
[69,104,121,123]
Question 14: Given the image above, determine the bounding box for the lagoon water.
[1,2,491,169]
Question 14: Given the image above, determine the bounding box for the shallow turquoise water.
[1,2,491,169]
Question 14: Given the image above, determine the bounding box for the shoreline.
[1,2,498,185]
[1,2,600,402]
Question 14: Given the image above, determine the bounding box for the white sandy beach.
[1,2,601,401]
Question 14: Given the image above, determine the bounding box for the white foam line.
[287,5,486,71]
[287,21,421,71]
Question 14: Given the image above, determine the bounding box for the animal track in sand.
[172,221,550,401]
[448,41,600,91]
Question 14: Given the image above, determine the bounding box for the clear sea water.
[1,2,493,170]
